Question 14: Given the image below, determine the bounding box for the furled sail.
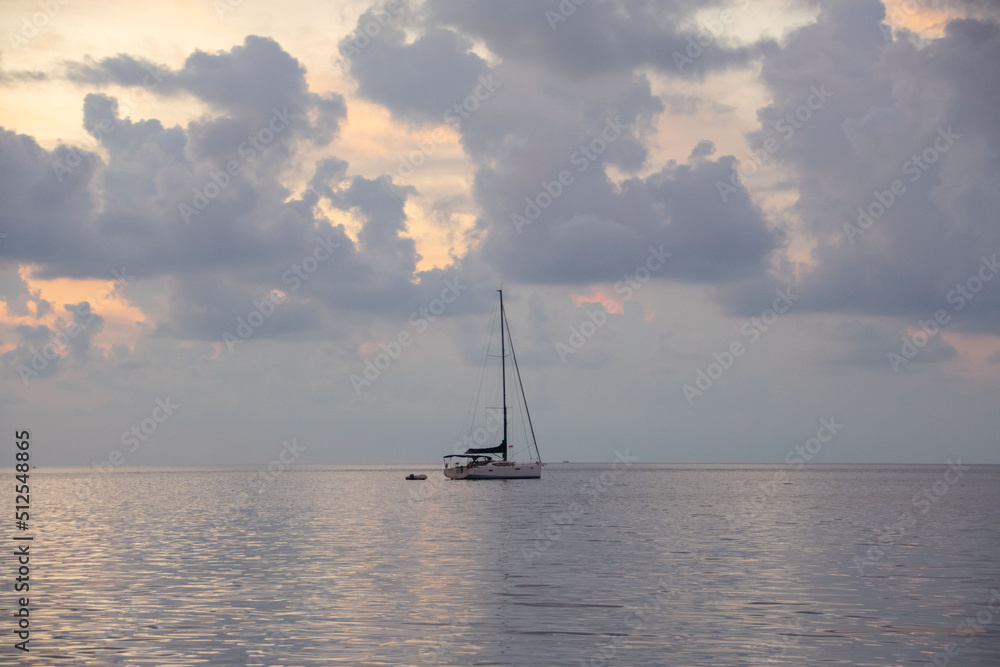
[465,441,506,456]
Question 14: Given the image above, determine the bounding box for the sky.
[1,0,999,467]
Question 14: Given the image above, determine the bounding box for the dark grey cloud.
[0,267,52,319]
[0,52,46,84]
[0,70,46,84]
[2,37,353,287]
[307,157,349,201]
[150,269,327,342]
[715,1,1000,335]
[0,35,481,346]
[0,127,102,270]
[66,36,346,146]
[0,325,62,381]
[467,144,780,284]
[338,2,782,287]
[823,319,958,369]
[0,301,104,382]
[340,16,488,123]
[82,93,184,158]
[64,302,104,360]
[66,53,162,87]
[424,0,774,78]
[0,298,109,383]
[327,174,418,273]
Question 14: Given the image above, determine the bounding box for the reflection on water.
[25,464,1000,665]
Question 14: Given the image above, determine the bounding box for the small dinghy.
[405,474,427,480]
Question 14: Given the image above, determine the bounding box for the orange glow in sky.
[570,286,624,315]
[882,0,952,37]
[0,267,148,355]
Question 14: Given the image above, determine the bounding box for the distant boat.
[444,288,542,480]
[405,473,427,480]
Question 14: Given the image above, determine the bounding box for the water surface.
[21,463,1000,665]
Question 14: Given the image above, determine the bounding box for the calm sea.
[13,463,1000,666]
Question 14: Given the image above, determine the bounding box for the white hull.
[444,461,541,480]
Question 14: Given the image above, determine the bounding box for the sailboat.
[443,288,542,479]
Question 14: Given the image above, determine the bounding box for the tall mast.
[499,288,508,461]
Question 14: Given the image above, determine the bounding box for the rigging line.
[479,295,508,448]
[459,295,498,444]
[504,303,542,466]
[509,364,531,458]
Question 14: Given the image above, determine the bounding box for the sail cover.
[465,441,506,456]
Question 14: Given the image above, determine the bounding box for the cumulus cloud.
[0,127,101,273]
[340,15,488,123]
[63,302,104,360]
[0,267,52,319]
[4,1,995,363]
[2,0,999,467]
[0,302,102,382]
[67,37,347,145]
[715,1,1000,336]
[338,1,782,288]
[0,34,478,346]
[424,0,773,78]
[0,325,63,381]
